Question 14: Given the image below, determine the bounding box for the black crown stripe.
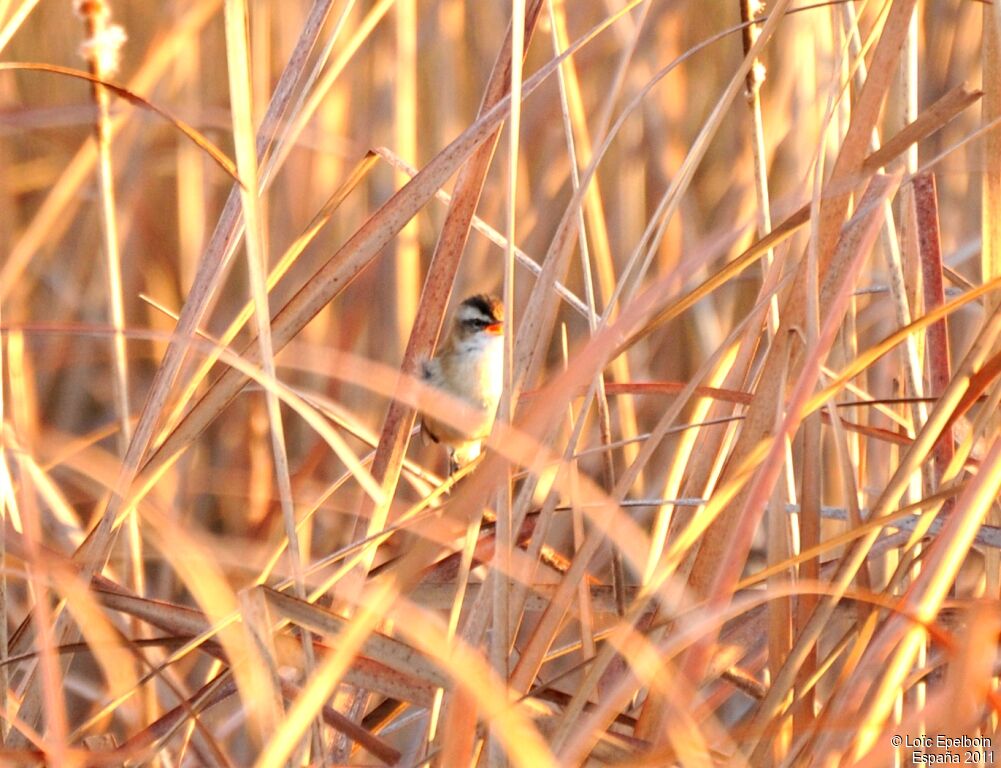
[463,293,503,323]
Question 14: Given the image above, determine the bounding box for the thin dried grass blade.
[0,62,241,184]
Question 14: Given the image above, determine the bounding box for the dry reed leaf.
[810,273,1001,416]
[107,672,236,767]
[861,83,981,175]
[914,172,954,487]
[984,4,1001,316]
[439,685,479,767]
[947,348,1001,432]
[262,586,450,690]
[93,585,438,708]
[0,62,240,184]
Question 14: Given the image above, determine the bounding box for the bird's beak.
[485,322,503,335]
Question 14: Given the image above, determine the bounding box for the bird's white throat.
[451,331,504,409]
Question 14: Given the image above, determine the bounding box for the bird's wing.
[419,358,439,445]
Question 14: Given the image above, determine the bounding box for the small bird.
[421,294,504,475]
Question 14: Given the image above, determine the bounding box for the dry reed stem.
[739,0,799,752]
[75,0,151,739]
[913,172,953,491]
[985,1,1001,318]
[221,0,323,758]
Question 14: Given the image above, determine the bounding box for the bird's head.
[454,293,504,341]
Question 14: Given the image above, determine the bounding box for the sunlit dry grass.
[1,0,1000,765]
